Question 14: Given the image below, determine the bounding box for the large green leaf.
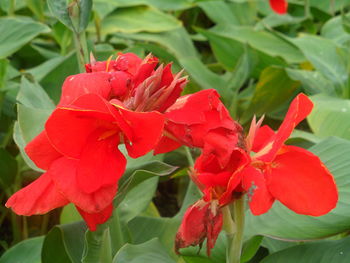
[0,17,50,58]
[322,14,350,46]
[241,66,300,122]
[261,236,350,263]
[291,35,348,91]
[210,25,305,64]
[42,222,87,263]
[308,95,350,140]
[112,238,175,263]
[286,68,336,96]
[309,0,350,13]
[100,6,181,34]
[14,77,54,171]
[117,28,227,93]
[0,237,44,263]
[245,137,350,240]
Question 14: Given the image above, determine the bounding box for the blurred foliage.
[1,0,350,262]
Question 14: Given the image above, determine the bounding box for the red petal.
[175,200,222,256]
[25,131,62,170]
[58,72,112,106]
[133,55,159,88]
[115,53,143,75]
[49,157,117,213]
[252,125,275,153]
[116,106,165,158]
[6,172,68,215]
[267,145,338,216]
[269,0,288,14]
[76,203,113,231]
[166,89,220,125]
[242,166,275,215]
[46,96,118,159]
[256,93,313,162]
[153,135,182,155]
[77,135,126,193]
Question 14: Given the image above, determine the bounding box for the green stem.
[228,196,245,263]
[184,147,194,167]
[73,31,88,73]
[304,0,310,18]
[9,0,15,16]
[222,205,236,263]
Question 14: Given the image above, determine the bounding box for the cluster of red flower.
[6,53,337,255]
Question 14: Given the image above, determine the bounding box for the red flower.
[6,53,187,231]
[175,200,223,256]
[269,0,288,14]
[242,93,338,215]
[156,89,244,168]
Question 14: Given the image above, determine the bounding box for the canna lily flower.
[156,89,244,168]
[176,93,338,255]
[241,93,338,215]
[176,148,249,255]
[6,53,187,231]
[269,0,288,14]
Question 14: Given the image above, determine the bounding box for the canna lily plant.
[5,53,338,263]
[175,94,338,262]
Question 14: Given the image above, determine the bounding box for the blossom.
[242,93,338,215]
[175,93,338,255]
[175,142,248,255]
[269,0,288,14]
[6,53,187,231]
[156,89,244,168]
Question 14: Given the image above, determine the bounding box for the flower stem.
[228,196,245,263]
[184,147,194,167]
[73,31,88,73]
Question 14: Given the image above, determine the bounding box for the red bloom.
[6,53,188,231]
[242,93,338,215]
[269,0,288,14]
[156,89,244,168]
[175,200,223,256]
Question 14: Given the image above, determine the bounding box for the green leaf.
[17,77,55,109]
[42,222,87,263]
[0,148,17,191]
[82,226,111,263]
[115,160,177,207]
[241,236,263,263]
[47,0,74,31]
[286,68,336,96]
[245,137,350,240]
[0,17,50,58]
[291,35,348,91]
[100,6,181,34]
[261,236,350,263]
[79,0,93,32]
[14,77,54,171]
[25,0,45,21]
[321,14,350,46]
[116,28,227,93]
[60,203,82,224]
[241,66,300,122]
[112,238,175,263]
[196,28,244,71]
[0,237,44,263]
[210,25,305,64]
[118,177,159,224]
[309,0,350,13]
[308,95,350,140]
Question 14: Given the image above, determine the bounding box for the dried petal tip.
[175,200,223,256]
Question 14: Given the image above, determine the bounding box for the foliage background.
[1,0,350,262]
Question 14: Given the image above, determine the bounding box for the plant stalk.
[228,196,245,263]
